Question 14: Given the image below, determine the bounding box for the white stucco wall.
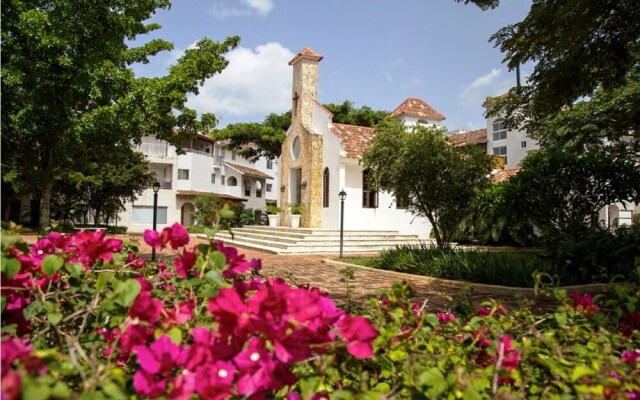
[321,122,343,229]
[397,115,441,128]
[486,115,539,169]
[339,162,432,239]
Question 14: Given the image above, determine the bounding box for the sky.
[132,0,534,131]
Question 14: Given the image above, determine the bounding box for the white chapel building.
[278,48,446,240]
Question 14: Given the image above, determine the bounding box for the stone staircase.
[209,226,427,254]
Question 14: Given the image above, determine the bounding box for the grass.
[338,243,558,288]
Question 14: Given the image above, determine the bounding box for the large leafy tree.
[212,101,388,161]
[362,119,493,246]
[1,0,239,231]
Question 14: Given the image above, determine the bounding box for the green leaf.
[554,289,567,302]
[100,380,126,399]
[205,269,224,286]
[424,313,439,327]
[419,368,447,394]
[211,251,226,269]
[47,312,63,326]
[64,262,83,277]
[571,365,595,382]
[23,301,45,320]
[114,279,141,307]
[1,256,21,280]
[22,380,51,400]
[1,296,6,313]
[51,381,72,398]
[166,327,183,344]
[204,227,218,239]
[96,272,114,291]
[42,254,64,277]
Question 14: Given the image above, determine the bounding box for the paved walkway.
[18,232,557,313]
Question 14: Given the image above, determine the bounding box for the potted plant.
[265,205,282,227]
[288,203,305,228]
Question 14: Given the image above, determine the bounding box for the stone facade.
[278,49,324,228]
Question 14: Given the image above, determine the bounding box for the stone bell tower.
[278,48,324,228]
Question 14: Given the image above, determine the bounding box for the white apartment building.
[119,134,278,232]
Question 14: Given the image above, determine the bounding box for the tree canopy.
[1,0,239,231]
[212,101,388,161]
[361,119,493,246]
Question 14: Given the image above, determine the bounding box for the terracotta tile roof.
[492,167,521,183]
[224,161,273,180]
[449,128,488,146]
[389,98,446,121]
[288,48,323,65]
[330,123,376,159]
[176,190,247,202]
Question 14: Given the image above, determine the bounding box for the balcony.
[136,143,172,158]
[213,155,225,167]
[149,179,172,190]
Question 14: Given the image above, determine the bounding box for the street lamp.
[151,181,161,261]
[338,189,347,258]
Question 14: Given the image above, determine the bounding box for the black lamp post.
[151,181,161,261]
[338,189,347,258]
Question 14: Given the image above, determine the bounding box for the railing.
[148,179,172,190]
[182,147,213,157]
[135,143,171,158]
[213,155,224,167]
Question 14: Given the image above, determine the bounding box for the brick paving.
[18,232,557,313]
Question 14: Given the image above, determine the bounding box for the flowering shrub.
[1,224,639,399]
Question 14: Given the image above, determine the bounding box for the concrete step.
[205,225,428,254]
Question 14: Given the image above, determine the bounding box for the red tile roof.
[176,191,247,202]
[390,98,446,121]
[288,48,323,65]
[492,167,521,183]
[224,162,273,180]
[449,128,488,147]
[330,123,375,159]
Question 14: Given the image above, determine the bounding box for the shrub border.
[322,258,610,296]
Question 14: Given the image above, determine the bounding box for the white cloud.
[186,42,294,123]
[460,68,514,107]
[209,0,274,19]
[242,0,273,16]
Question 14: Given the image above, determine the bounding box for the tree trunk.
[39,182,52,234]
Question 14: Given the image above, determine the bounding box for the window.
[132,206,167,225]
[211,173,216,184]
[492,118,507,141]
[266,160,273,169]
[221,175,226,185]
[244,180,251,197]
[267,184,273,193]
[232,151,236,160]
[520,141,527,149]
[291,136,301,160]
[227,176,237,186]
[177,169,189,180]
[417,119,429,125]
[322,168,330,208]
[256,183,262,198]
[362,170,378,208]
[492,146,507,156]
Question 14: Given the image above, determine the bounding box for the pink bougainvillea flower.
[134,276,153,292]
[208,287,252,336]
[478,305,507,317]
[193,360,237,400]
[234,337,296,396]
[72,229,123,266]
[621,350,640,365]
[144,229,164,249]
[336,314,378,359]
[127,252,145,269]
[161,223,190,250]
[437,312,456,324]
[169,371,195,400]
[498,336,520,372]
[133,335,182,380]
[133,370,168,399]
[568,292,600,314]
[164,299,195,325]
[174,248,197,279]
[620,312,640,336]
[129,290,164,324]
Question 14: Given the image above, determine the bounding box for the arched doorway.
[181,202,195,227]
